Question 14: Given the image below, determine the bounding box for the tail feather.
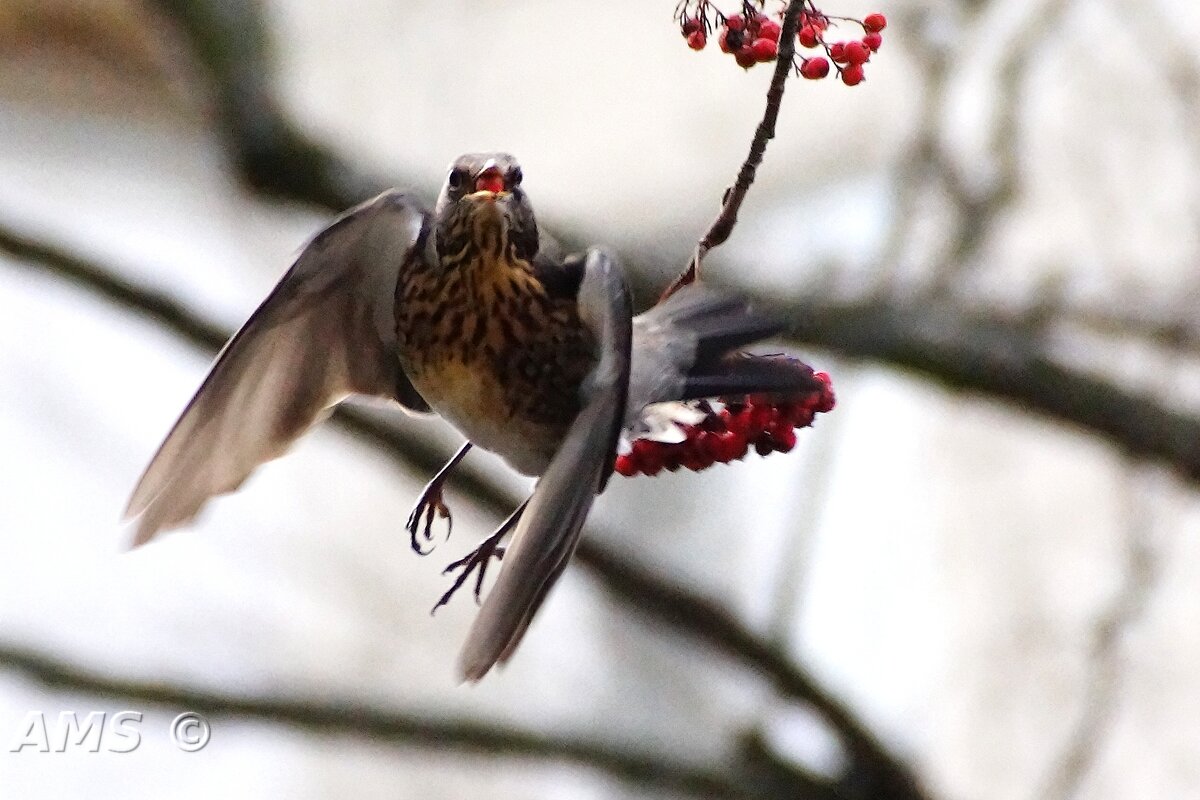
[682,354,822,400]
[639,285,786,365]
[630,283,812,413]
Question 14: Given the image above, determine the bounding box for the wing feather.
[125,191,432,546]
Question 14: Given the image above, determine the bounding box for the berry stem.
[822,13,868,28]
[660,0,810,301]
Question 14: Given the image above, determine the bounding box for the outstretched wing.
[125,190,433,547]
[458,248,632,682]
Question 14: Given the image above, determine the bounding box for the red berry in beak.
[474,168,505,194]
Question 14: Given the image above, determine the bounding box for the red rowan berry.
[829,42,848,63]
[615,453,637,477]
[750,38,778,62]
[813,372,836,412]
[729,434,750,461]
[735,48,757,68]
[725,13,746,32]
[797,25,820,48]
[792,406,816,428]
[709,431,742,462]
[844,40,870,65]
[724,408,750,435]
[687,31,707,50]
[633,438,662,470]
[758,19,781,42]
[841,63,865,85]
[800,56,830,79]
[682,17,702,35]
[772,426,798,453]
[749,404,777,431]
[863,32,882,51]
[863,13,887,33]
[678,441,704,471]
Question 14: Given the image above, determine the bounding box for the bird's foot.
[406,483,453,555]
[432,534,506,613]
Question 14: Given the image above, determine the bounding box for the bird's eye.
[447,169,466,191]
[508,167,523,187]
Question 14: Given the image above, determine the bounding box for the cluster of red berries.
[677,2,887,85]
[682,10,782,68]
[614,370,835,477]
[795,10,886,86]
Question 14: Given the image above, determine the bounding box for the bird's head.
[434,152,539,264]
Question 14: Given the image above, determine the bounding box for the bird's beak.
[473,161,505,195]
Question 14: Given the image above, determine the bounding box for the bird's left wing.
[125,191,433,547]
[458,248,632,681]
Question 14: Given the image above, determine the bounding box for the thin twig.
[1035,467,1161,800]
[660,0,809,300]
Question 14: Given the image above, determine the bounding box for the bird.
[124,152,825,681]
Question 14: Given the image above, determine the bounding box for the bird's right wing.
[458,248,632,682]
[125,190,433,547]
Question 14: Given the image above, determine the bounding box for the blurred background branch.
[0,640,832,800]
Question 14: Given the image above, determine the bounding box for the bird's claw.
[406,485,453,556]
[431,538,507,613]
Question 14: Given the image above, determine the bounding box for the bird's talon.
[406,486,454,555]
[423,506,435,542]
[435,537,506,610]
